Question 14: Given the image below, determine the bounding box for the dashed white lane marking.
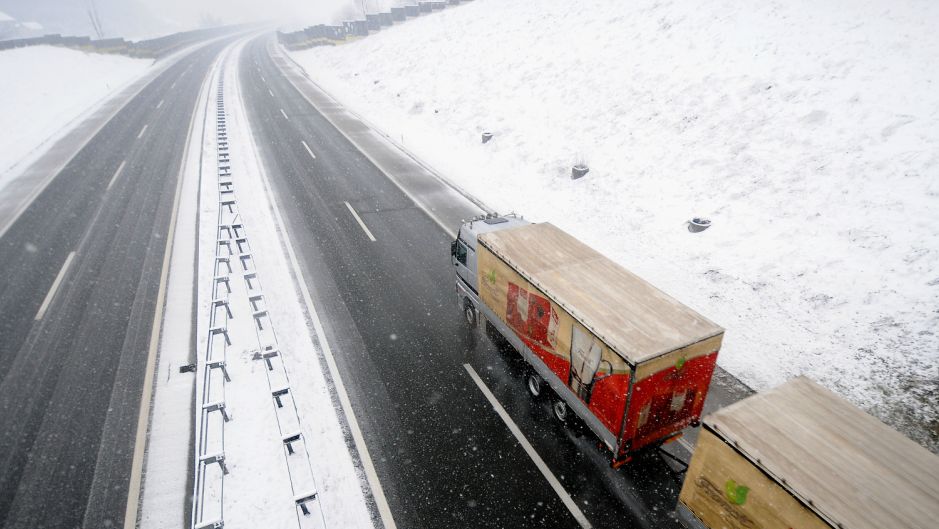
[107,160,127,190]
[279,108,289,120]
[35,251,76,321]
[268,46,462,239]
[156,99,164,109]
[137,124,148,139]
[301,140,316,160]
[268,88,274,97]
[463,363,593,529]
[261,74,266,83]
[344,201,377,242]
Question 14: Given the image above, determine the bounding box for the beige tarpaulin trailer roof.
[477,222,722,365]
[705,377,939,529]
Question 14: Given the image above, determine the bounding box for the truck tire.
[527,373,543,397]
[552,399,568,423]
[463,301,477,326]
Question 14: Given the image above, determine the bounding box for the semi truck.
[678,376,939,529]
[452,214,724,465]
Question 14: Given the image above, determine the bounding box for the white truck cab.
[451,213,529,324]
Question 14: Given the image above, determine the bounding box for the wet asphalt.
[0,31,753,529]
[239,36,734,529]
[0,39,234,529]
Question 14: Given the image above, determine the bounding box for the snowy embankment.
[291,0,939,450]
[0,45,150,177]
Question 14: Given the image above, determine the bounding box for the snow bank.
[291,0,939,450]
[0,45,150,175]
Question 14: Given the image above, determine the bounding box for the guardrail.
[277,0,474,51]
[190,68,328,529]
[243,214,328,528]
[0,25,249,58]
[191,74,234,529]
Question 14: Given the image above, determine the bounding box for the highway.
[238,35,753,528]
[0,38,233,528]
[0,30,753,529]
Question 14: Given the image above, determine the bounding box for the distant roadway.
[0,30,752,529]
[0,37,234,528]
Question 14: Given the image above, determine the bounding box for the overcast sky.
[155,0,354,26]
[0,0,383,39]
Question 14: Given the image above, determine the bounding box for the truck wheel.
[552,399,568,423]
[463,302,477,326]
[527,373,543,397]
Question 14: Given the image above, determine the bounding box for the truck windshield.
[455,240,468,265]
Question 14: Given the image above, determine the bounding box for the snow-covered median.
[0,45,151,175]
[186,40,374,528]
[290,0,939,451]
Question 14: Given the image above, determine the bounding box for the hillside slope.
[0,45,150,179]
[291,0,939,451]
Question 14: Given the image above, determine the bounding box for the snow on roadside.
[290,0,939,451]
[0,45,151,176]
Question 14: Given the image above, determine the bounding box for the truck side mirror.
[450,240,458,257]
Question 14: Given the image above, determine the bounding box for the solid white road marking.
[107,160,127,190]
[268,88,274,97]
[279,108,289,120]
[344,201,376,242]
[253,129,397,529]
[137,124,148,139]
[463,364,593,529]
[35,251,76,321]
[301,140,316,160]
[123,42,217,529]
[156,99,164,109]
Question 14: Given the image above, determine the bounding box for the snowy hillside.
[290,0,939,451]
[0,45,150,177]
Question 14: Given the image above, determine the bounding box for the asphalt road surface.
[0,38,233,528]
[240,35,753,529]
[0,29,753,529]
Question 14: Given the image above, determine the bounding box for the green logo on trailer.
[675,356,687,371]
[486,269,497,285]
[724,479,749,505]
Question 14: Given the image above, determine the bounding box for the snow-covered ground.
[0,45,151,177]
[290,0,939,451]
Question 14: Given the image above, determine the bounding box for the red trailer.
[454,219,723,465]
